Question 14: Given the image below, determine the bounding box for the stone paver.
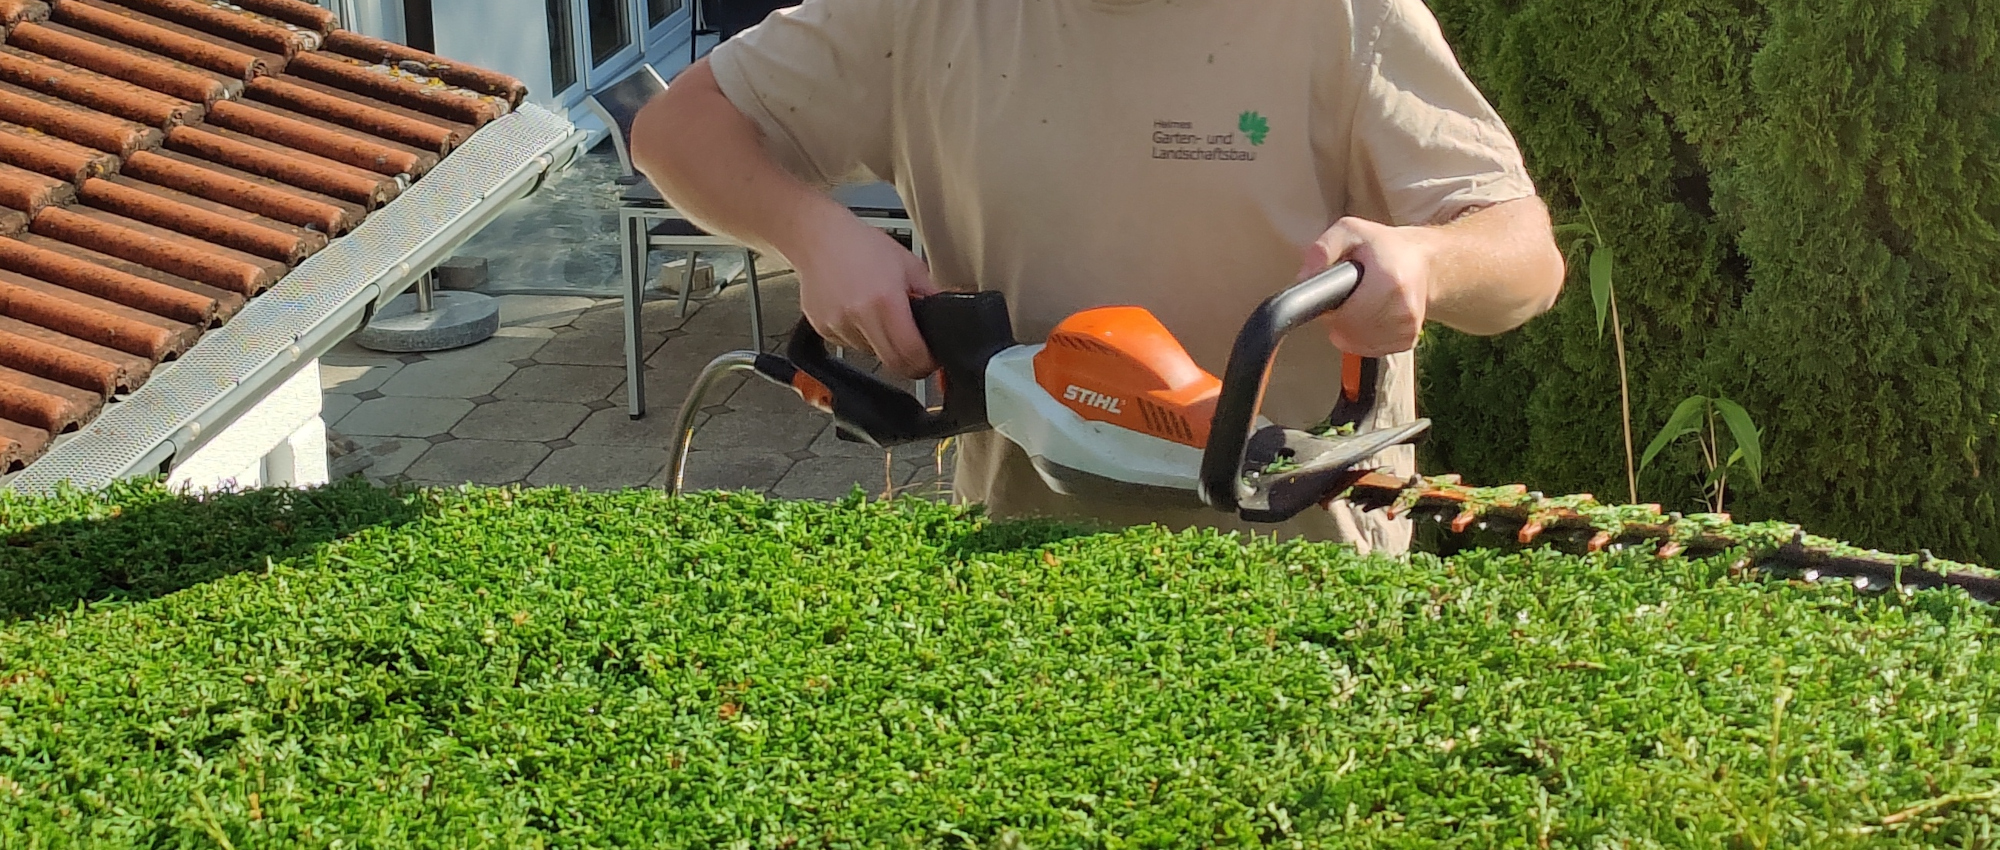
[497,364,625,401]
[527,446,670,490]
[569,298,710,337]
[654,448,794,493]
[349,435,429,479]
[336,397,474,437]
[378,357,519,398]
[322,393,361,427]
[452,400,590,442]
[772,456,900,501]
[496,294,600,329]
[421,326,553,365]
[405,439,552,485]
[321,361,399,394]
[532,323,666,367]
[684,407,827,454]
[571,406,691,447]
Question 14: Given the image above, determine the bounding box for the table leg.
[623,210,647,419]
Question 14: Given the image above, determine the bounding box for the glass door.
[645,0,689,49]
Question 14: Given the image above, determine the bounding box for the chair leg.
[745,249,763,350]
[677,249,698,318]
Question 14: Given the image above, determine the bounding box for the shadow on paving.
[0,477,426,621]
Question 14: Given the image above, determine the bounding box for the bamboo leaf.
[1713,397,1764,489]
[1642,396,1710,471]
[1590,244,1614,339]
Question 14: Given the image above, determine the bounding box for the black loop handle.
[1198,261,1366,512]
[782,291,1015,446]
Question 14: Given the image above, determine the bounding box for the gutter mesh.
[4,103,578,497]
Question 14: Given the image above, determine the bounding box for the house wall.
[166,362,331,493]
[432,0,562,111]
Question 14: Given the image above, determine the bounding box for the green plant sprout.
[1555,188,1636,505]
[1641,394,1765,513]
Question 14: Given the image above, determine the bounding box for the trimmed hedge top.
[3,480,2000,847]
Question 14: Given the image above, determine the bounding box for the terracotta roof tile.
[0,158,74,214]
[0,42,206,126]
[0,415,48,470]
[0,266,194,358]
[0,79,161,154]
[15,17,237,102]
[0,312,151,394]
[0,120,119,181]
[245,73,467,153]
[0,232,229,324]
[0,0,527,470]
[0,2,49,26]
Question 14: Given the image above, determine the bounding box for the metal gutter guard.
[3,103,587,497]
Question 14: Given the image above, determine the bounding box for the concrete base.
[356,291,501,353]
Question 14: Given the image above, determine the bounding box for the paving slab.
[686,407,828,454]
[405,439,552,485]
[350,435,430,479]
[336,397,474,437]
[320,361,399,394]
[418,326,553,366]
[452,400,590,442]
[527,446,671,490]
[657,448,795,493]
[772,456,900,501]
[377,357,519,399]
[570,298,712,337]
[807,424,897,459]
[495,294,602,329]
[321,338,404,368]
[496,364,626,401]
[533,323,668,367]
[322,393,361,426]
[571,406,692,447]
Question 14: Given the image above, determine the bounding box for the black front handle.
[1198,262,1367,512]
[784,291,1015,447]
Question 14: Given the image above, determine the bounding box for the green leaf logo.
[1239,111,1270,146]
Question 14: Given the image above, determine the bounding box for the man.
[632,0,1563,554]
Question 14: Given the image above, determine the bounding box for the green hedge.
[5,480,2000,846]
[1417,0,2000,562]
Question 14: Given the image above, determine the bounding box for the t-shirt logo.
[1238,111,1270,146]
[1151,115,1262,162]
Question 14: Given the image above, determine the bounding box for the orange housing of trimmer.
[1032,307,1223,449]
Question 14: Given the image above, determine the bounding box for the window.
[588,0,633,66]
[547,0,577,93]
[649,0,683,27]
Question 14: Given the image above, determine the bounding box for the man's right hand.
[630,59,939,381]
[793,214,940,380]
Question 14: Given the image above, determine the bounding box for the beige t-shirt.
[707,0,1535,553]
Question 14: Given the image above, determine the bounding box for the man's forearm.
[1419,196,1565,336]
[628,60,851,262]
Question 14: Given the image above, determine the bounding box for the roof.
[0,0,527,473]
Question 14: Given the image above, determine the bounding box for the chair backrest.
[583,64,670,178]
[701,0,796,40]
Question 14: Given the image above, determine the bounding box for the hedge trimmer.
[667,262,1428,523]
[664,262,1999,598]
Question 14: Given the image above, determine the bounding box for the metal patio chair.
[585,63,925,418]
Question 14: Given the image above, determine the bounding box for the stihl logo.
[1064,385,1124,415]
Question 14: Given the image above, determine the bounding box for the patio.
[315,147,953,501]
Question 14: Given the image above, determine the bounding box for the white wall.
[431,0,561,111]
[167,361,331,493]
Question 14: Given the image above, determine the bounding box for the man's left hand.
[1299,216,1438,358]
